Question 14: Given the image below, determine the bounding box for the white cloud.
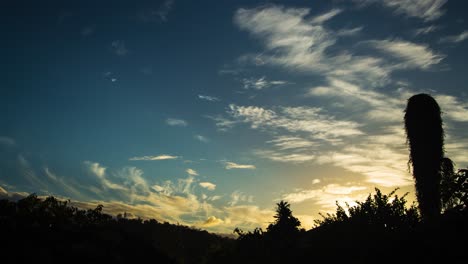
[267,136,317,150]
[312,179,321,184]
[439,30,468,44]
[228,104,364,141]
[255,150,316,163]
[0,136,15,146]
[310,8,342,24]
[186,168,199,176]
[129,155,179,161]
[166,118,187,126]
[194,135,209,143]
[199,182,216,191]
[206,115,238,132]
[198,95,220,102]
[84,161,127,191]
[365,39,444,69]
[414,25,441,36]
[337,26,363,37]
[434,94,468,122]
[234,6,391,87]
[242,76,288,90]
[111,40,128,56]
[282,184,368,208]
[229,190,254,206]
[225,161,256,170]
[354,0,447,21]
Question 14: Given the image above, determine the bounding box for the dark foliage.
[404,93,444,223]
[0,194,233,264]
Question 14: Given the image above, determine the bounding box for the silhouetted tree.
[440,158,468,212]
[404,93,444,223]
[315,188,419,229]
[267,200,301,235]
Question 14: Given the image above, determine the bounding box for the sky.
[1,0,468,234]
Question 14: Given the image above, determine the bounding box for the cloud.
[225,161,256,170]
[234,6,446,89]
[310,8,342,24]
[242,76,288,90]
[354,0,447,21]
[198,216,224,227]
[439,30,468,44]
[227,104,364,141]
[206,115,238,132]
[166,118,188,126]
[337,26,363,37]
[0,186,28,201]
[81,26,94,36]
[129,155,179,161]
[198,95,220,102]
[138,0,174,22]
[186,168,198,176]
[414,25,441,36]
[267,136,318,150]
[365,39,444,70]
[0,136,15,146]
[312,179,321,184]
[255,150,316,163]
[194,135,209,143]
[229,190,254,206]
[156,0,174,22]
[111,40,128,56]
[234,6,393,87]
[84,161,127,191]
[199,182,216,191]
[434,94,468,122]
[281,184,370,213]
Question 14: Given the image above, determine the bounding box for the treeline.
[0,195,233,263]
[1,176,467,264]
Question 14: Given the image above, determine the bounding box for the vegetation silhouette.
[404,93,444,223]
[1,94,467,263]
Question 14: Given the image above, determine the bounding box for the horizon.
[1,0,468,234]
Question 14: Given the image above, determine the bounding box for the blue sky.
[1,0,468,233]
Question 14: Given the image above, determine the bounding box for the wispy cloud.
[156,0,174,22]
[364,39,444,70]
[337,26,363,37]
[84,161,127,191]
[81,26,94,36]
[166,118,188,126]
[194,135,209,143]
[414,25,441,36]
[439,30,468,44]
[354,0,447,21]
[0,136,15,146]
[227,104,364,141]
[242,76,288,90]
[255,150,316,163]
[111,40,128,56]
[229,190,253,206]
[234,6,391,87]
[186,168,198,176]
[198,95,220,102]
[138,0,175,23]
[310,8,342,24]
[225,161,256,170]
[199,182,216,191]
[129,155,179,161]
[234,6,445,89]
